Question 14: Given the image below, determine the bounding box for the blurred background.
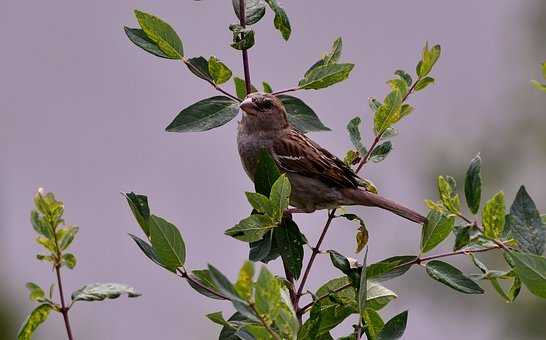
[1,0,545,339]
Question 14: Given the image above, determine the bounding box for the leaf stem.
[239,0,252,95]
[182,58,241,102]
[177,268,228,300]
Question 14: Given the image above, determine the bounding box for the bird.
[237,92,426,224]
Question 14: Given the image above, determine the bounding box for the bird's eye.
[261,100,273,109]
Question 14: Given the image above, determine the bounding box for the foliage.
[18,189,140,339]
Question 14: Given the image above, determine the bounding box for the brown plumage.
[237,92,426,224]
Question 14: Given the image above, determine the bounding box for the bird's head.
[239,92,289,131]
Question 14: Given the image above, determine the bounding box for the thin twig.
[177,269,228,300]
[182,59,241,102]
[55,265,74,340]
[51,227,74,340]
[271,87,300,96]
[239,0,252,95]
[296,210,336,300]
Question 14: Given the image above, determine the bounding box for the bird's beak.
[240,97,258,115]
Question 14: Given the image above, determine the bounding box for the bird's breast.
[237,129,275,181]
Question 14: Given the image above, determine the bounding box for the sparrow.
[237,93,426,224]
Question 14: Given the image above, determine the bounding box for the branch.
[295,210,336,301]
[182,58,241,102]
[239,0,252,95]
[297,242,509,316]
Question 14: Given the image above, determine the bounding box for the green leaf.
[373,89,405,136]
[274,219,306,279]
[414,76,435,91]
[134,10,183,59]
[507,251,546,298]
[299,301,353,338]
[437,175,460,213]
[62,253,77,269]
[225,214,276,242]
[305,37,343,76]
[421,210,455,253]
[366,282,397,311]
[346,117,367,155]
[208,56,233,85]
[369,141,392,163]
[17,304,53,340]
[235,261,255,301]
[232,0,266,25]
[255,266,282,323]
[299,63,354,90]
[482,191,506,239]
[369,98,382,112]
[185,56,213,82]
[25,283,45,302]
[269,174,291,220]
[464,154,482,214]
[416,43,441,78]
[234,77,258,99]
[367,256,417,282]
[123,27,172,59]
[265,0,291,40]
[206,311,229,326]
[128,233,172,271]
[358,249,368,320]
[57,226,79,251]
[166,96,239,132]
[505,186,545,255]
[30,210,53,239]
[71,283,141,302]
[188,269,224,300]
[254,150,281,196]
[249,229,281,263]
[376,310,408,340]
[394,70,412,87]
[426,260,484,294]
[125,192,151,236]
[231,29,255,50]
[207,264,243,302]
[278,95,330,132]
[245,192,272,216]
[531,80,546,92]
[149,215,186,270]
[453,225,472,251]
[363,308,384,340]
[263,81,273,93]
[328,250,360,286]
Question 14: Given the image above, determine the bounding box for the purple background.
[2,0,546,339]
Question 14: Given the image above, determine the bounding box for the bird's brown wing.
[271,128,360,188]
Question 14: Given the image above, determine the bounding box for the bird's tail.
[340,188,426,224]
